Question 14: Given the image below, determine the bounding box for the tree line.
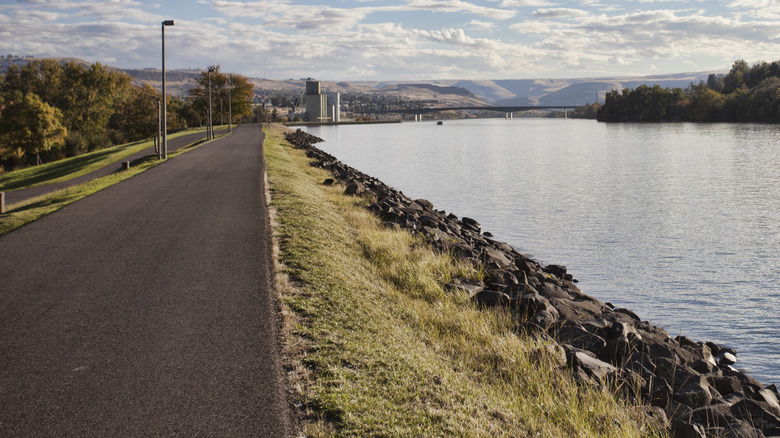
[0,59,253,170]
[597,59,780,123]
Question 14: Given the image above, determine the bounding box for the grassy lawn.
[0,128,211,192]
[0,132,224,237]
[263,123,665,438]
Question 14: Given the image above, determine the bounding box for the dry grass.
[264,123,665,438]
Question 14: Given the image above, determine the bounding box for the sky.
[1,0,780,81]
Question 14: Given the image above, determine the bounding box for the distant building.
[303,79,340,123]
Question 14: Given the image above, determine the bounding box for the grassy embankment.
[0,128,210,190]
[0,127,228,236]
[264,123,665,437]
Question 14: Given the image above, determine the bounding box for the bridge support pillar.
[564,109,568,119]
[505,112,513,120]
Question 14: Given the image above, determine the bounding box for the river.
[302,118,779,385]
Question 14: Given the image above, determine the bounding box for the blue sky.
[1,0,779,80]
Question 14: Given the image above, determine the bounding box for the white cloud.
[212,0,369,30]
[726,0,780,19]
[509,8,780,76]
[12,0,157,22]
[425,28,476,45]
[501,0,555,6]
[5,0,780,80]
[509,20,552,33]
[12,9,66,21]
[469,19,497,31]
[532,8,589,18]
[405,0,516,20]
[728,0,775,7]
[211,0,515,30]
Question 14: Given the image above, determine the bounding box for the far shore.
[284,119,401,127]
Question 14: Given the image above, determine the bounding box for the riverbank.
[263,124,663,437]
[271,125,780,437]
[300,119,780,386]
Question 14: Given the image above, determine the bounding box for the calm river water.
[302,118,779,385]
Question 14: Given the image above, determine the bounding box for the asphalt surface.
[3,129,227,206]
[0,125,291,437]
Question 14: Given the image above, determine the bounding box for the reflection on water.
[303,119,780,385]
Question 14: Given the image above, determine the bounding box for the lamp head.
[163,20,174,26]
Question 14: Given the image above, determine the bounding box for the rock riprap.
[284,128,780,438]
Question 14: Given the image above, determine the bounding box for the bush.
[107,129,126,146]
[64,132,87,156]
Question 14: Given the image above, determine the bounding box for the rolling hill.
[0,56,720,108]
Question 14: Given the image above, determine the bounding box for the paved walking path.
[0,125,290,437]
[3,129,226,206]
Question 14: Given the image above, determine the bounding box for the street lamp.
[161,19,174,159]
[157,98,161,157]
[208,66,215,140]
[227,75,232,133]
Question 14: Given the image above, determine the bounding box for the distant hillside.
[118,70,717,108]
[121,68,204,97]
[1,56,722,108]
[368,83,486,106]
[431,73,718,106]
[332,72,718,107]
[0,56,90,73]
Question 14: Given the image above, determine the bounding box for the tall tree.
[174,98,205,129]
[706,73,725,93]
[0,91,67,166]
[58,62,131,152]
[188,66,254,126]
[686,85,726,122]
[723,59,749,94]
[225,73,254,123]
[188,66,222,128]
[110,84,161,143]
[0,59,64,106]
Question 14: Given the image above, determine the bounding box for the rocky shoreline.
[284,128,780,438]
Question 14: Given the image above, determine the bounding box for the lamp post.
[161,19,174,159]
[208,66,215,140]
[227,75,232,133]
[157,98,161,157]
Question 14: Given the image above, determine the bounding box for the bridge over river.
[364,105,579,120]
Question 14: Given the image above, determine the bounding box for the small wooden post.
[1,192,5,214]
[122,161,131,170]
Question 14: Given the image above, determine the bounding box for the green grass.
[0,132,225,237]
[264,123,666,438]
[0,128,211,191]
